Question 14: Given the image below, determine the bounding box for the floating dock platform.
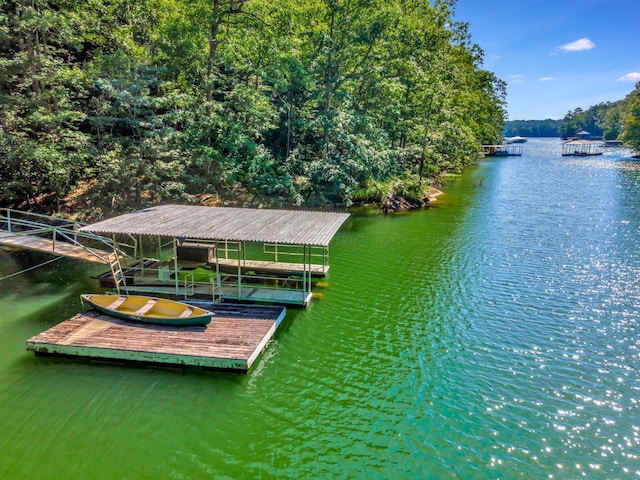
[26,304,286,373]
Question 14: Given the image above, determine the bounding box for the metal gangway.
[0,208,136,293]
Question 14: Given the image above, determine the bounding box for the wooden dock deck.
[26,304,287,372]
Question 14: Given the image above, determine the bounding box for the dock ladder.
[108,249,129,295]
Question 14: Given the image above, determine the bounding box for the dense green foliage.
[503,119,562,137]
[620,83,640,152]
[561,103,613,139]
[560,83,640,145]
[0,0,506,217]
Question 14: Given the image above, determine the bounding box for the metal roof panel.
[80,205,350,246]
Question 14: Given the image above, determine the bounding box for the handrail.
[0,207,80,225]
[183,272,195,298]
[263,243,327,264]
[0,207,137,259]
[53,228,118,263]
[216,271,305,291]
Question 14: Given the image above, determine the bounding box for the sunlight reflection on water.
[1,139,639,479]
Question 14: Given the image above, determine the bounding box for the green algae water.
[1,138,639,479]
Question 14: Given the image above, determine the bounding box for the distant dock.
[26,303,286,373]
[561,139,604,156]
[481,144,523,156]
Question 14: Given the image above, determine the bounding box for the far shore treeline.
[0,0,508,219]
[504,83,640,144]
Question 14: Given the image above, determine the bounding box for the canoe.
[80,294,213,326]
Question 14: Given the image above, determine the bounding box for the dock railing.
[95,237,323,305]
[214,240,327,269]
[263,243,328,268]
[123,261,310,305]
[0,208,137,262]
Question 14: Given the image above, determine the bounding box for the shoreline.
[427,186,444,202]
[381,185,444,213]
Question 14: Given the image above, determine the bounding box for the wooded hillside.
[561,84,640,144]
[503,119,562,137]
[0,0,506,219]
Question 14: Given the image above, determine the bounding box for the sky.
[453,0,640,120]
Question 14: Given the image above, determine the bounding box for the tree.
[503,120,562,137]
[0,0,509,213]
[621,82,640,152]
[86,52,190,209]
[0,0,93,207]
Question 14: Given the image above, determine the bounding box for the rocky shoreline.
[381,186,443,213]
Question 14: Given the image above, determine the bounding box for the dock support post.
[173,238,180,295]
[214,245,221,302]
[237,241,243,299]
[138,236,144,275]
[307,246,312,295]
[323,246,328,273]
[302,245,307,296]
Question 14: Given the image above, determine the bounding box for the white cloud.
[539,77,554,82]
[618,72,640,82]
[558,38,595,52]
[509,74,524,84]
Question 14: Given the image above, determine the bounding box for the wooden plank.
[26,306,284,372]
[188,303,287,326]
[133,298,158,315]
[106,296,127,309]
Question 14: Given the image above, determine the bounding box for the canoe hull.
[80,294,213,326]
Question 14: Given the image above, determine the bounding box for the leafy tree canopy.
[503,119,562,137]
[1,0,508,217]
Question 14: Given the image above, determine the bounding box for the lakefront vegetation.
[560,83,640,151]
[0,0,507,219]
[502,119,562,138]
[503,82,640,149]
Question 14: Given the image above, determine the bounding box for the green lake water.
[1,138,639,479]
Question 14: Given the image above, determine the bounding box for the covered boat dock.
[80,205,350,306]
[561,139,604,156]
[481,144,523,156]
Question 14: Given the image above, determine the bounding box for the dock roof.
[563,139,602,145]
[80,205,350,246]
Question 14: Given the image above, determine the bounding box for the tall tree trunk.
[206,0,222,106]
[323,7,336,156]
[205,0,247,114]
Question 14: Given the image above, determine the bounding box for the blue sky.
[453,0,640,120]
